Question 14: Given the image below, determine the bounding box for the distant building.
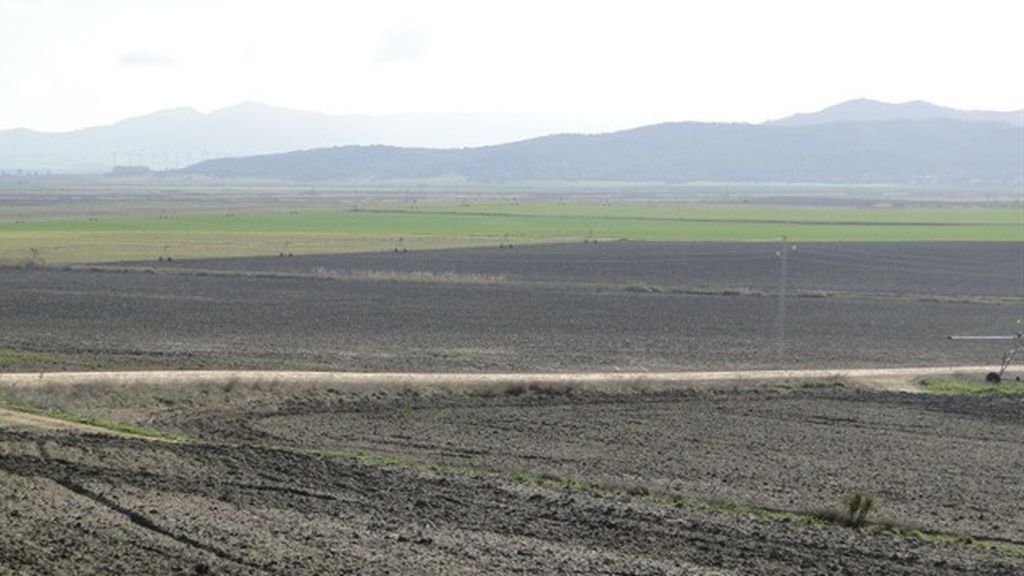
[108,165,153,176]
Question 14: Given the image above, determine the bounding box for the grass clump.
[813,492,877,529]
[844,492,876,528]
[624,484,651,497]
[488,381,574,398]
[314,268,508,285]
[919,379,1024,395]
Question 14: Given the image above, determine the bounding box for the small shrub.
[845,492,876,528]
[222,375,240,393]
[527,382,573,396]
[503,383,527,396]
[18,247,46,269]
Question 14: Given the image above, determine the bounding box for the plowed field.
[2,241,1023,574]
[2,377,1024,574]
[1,242,1021,372]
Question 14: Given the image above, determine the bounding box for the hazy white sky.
[1,0,1022,132]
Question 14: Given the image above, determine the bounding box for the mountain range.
[771,98,1023,127]
[1,99,1021,186]
[0,103,602,173]
[178,118,1022,186]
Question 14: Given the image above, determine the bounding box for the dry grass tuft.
[313,267,507,285]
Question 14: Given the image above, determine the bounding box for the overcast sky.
[1,0,1022,132]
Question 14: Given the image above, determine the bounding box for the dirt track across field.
[2,365,1014,433]
[2,364,1020,394]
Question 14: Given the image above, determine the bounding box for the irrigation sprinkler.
[948,331,1023,383]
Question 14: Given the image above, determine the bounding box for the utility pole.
[776,236,792,361]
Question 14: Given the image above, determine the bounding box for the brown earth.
[2,373,1023,575]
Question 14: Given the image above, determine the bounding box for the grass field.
[1,201,1020,264]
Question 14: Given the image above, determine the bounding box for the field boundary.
[7,263,1018,306]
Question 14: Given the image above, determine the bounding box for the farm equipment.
[948,331,1023,383]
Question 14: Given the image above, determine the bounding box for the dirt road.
[2,364,1017,393]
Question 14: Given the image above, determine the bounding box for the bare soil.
[2,241,1023,574]
[2,374,1024,575]
[1,242,1021,373]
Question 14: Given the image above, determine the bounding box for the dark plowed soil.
[150,383,1024,544]
[2,382,1024,574]
[163,241,1024,299]
[1,242,1021,372]
[2,241,1023,573]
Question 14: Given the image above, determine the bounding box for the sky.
[1,0,1022,132]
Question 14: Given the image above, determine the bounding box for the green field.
[1,201,1020,264]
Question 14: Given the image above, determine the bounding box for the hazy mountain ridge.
[771,98,1024,127]
[0,102,593,172]
[179,118,1022,186]
[2,99,1021,183]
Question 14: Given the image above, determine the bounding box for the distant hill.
[4,98,1021,181]
[771,98,1024,127]
[0,102,595,173]
[178,119,1023,187]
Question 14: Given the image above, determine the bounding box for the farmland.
[0,242,1021,373]
[2,373,1024,574]
[1,191,1020,264]
[2,185,1024,574]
